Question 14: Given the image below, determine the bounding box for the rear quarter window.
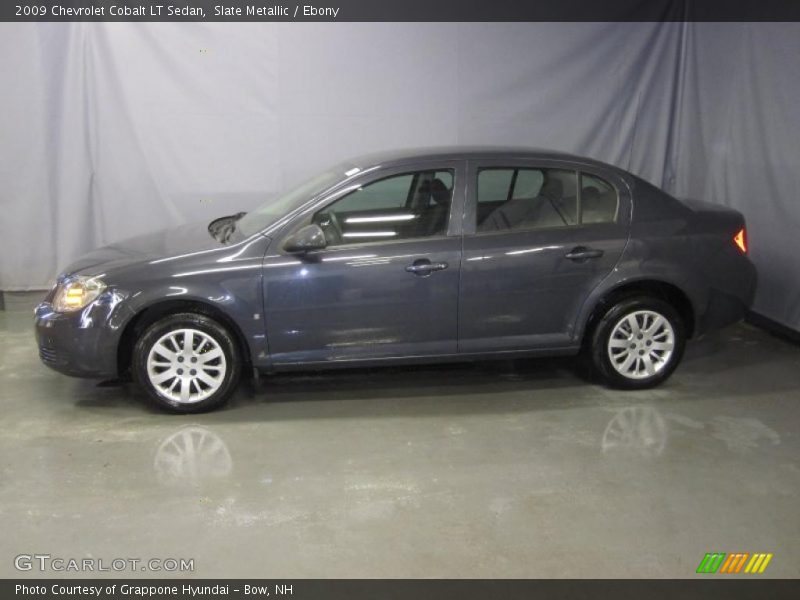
[580,173,619,224]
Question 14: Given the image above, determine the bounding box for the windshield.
[236,168,346,237]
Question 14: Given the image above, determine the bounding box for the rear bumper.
[696,259,757,335]
[696,288,750,334]
[34,297,123,379]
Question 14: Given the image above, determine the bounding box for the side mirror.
[282,224,327,253]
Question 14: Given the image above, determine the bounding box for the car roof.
[347,146,625,174]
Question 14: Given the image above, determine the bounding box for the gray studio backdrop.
[1,23,798,331]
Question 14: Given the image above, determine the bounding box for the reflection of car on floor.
[34,147,756,413]
[602,406,668,458]
[154,426,233,486]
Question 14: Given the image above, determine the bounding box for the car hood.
[62,221,223,278]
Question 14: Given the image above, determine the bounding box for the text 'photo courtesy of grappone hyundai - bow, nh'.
[34,147,756,413]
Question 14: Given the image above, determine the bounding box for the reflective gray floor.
[1,292,799,578]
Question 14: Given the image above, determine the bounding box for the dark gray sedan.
[35,148,756,412]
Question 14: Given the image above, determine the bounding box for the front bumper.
[34,291,127,379]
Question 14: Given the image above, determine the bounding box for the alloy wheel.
[146,328,227,404]
[606,310,675,380]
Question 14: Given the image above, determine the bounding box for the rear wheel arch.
[581,279,696,348]
[117,299,252,379]
[589,295,686,389]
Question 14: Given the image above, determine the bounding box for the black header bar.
[4,0,800,22]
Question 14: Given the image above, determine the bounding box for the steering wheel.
[317,210,344,246]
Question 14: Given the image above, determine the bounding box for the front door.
[263,162,464,364]
[459,159,631,353]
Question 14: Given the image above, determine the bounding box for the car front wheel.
[590,296,686,389]
[133,312,241,413]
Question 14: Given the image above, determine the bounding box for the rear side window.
[477,168,578,231]
[477,170,514,204]
[476,168,619,232]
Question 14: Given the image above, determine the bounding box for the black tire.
[132,312,241,413]
[590,296,686,390]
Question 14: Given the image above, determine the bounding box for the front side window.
[312,170,454,246]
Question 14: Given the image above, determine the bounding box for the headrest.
[429,178,450,205]
[418,178,450,205]
[540,178,563,200]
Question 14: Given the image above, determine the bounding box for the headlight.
[52,276,107,312]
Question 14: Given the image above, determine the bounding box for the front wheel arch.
[133,312,242,412]
[117,299,252,380]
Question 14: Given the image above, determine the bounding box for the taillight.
[733,228,747,254]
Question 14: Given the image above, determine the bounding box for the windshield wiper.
[208,211,246,243]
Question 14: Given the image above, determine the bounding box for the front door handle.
[405,259,448,276]
[564,246,604,261]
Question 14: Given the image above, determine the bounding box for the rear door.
[263,161,465,364]
[459,158,631,353]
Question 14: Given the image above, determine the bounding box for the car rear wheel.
[590,296,686,389]
[133,313,241,413]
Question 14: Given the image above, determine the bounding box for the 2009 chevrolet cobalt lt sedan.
[35,148,756,412]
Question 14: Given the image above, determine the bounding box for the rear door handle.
[564,246,604,261]
[405,259,448,276]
